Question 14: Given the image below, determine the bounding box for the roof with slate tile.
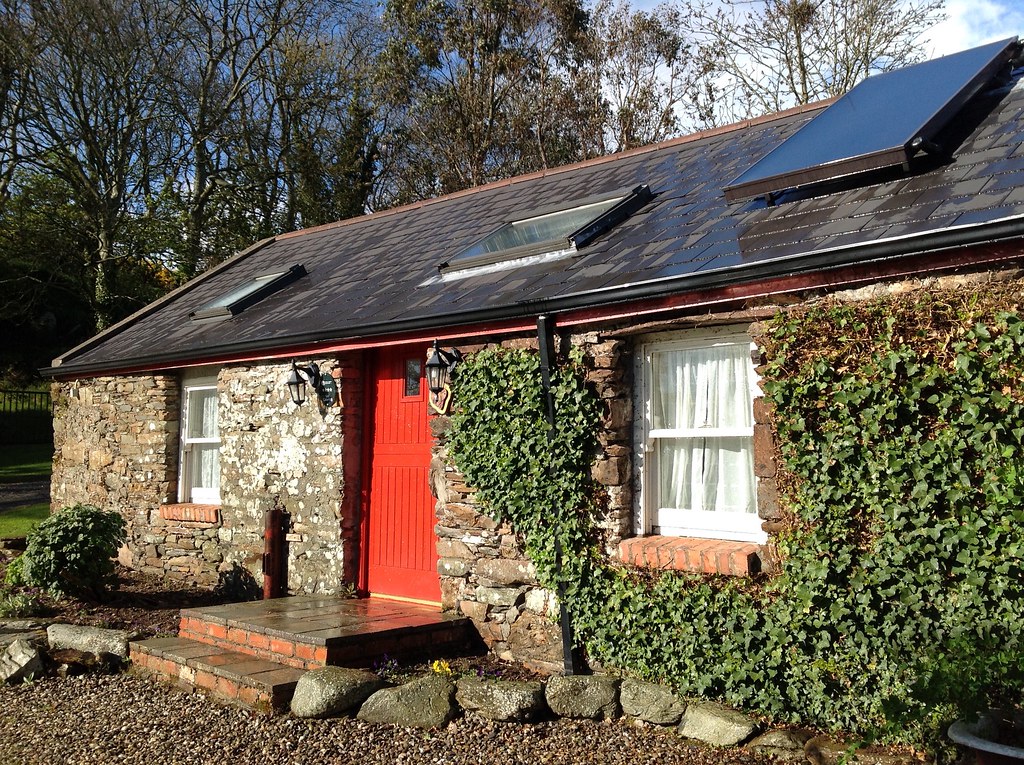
[50,59,1024,377]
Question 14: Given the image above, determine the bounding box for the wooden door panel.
[364,346,439,603]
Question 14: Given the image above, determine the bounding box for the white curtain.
[188,388,220,492]
[188,389,218,439]
[193,444,220,490]
[652,344,755,515]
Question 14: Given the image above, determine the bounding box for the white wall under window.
[635,328,765,543]
[179,369,221,504]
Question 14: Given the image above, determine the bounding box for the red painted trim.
[356,350,376,596]
[71,319,537,379]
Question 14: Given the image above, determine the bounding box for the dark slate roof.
[52,65,1024,376]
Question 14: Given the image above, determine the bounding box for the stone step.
[130,636,305,713]
[177,596,478,671]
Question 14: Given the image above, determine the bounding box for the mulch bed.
[0,549,225,637]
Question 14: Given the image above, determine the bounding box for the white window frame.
[179,370,221,505]
[634,328,765,543]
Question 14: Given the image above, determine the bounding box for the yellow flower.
[430,659,453,677]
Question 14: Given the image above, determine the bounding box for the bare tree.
[18,0,180,329]
[165,0,293,279]
[0,0,37,207]
[688,0,945,126]
[378,0,600,202]
[587,0,706,151]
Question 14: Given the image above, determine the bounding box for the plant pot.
[949,711,1024,764]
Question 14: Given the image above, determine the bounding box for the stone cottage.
[45,38,1024,670]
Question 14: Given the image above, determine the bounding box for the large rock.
[678,701,759,746]
[749,729,815,760]
[50,648,121,677]
[0,619,48,635]
[456,677,546,722]
[290,667,386,719]
[475,559,535,586]
[357,675,458,729]
[545,675,620,720]
[804,735,920,765]
[475,587,524,608]
[0,620,48,651]
[47,624,131,660]
[1,639,44,684]
[620,678,686,725]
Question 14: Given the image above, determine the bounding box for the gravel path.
[0,673,778,765]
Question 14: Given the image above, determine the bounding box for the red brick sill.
[618,535,761,576]
[159,503,221,524]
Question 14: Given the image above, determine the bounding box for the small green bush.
[4,553,26,586]
[0,584,45,617]
[20,504,126,599]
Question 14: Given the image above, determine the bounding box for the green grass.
[0,502,48,539]
[0,443,53,483]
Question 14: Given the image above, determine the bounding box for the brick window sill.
[159,503,221,524]
[618,535,761,576]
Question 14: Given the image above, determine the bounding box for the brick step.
[177,596,478,671]
[131,637,304,712]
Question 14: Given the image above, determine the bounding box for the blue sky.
[921,0,1024,55]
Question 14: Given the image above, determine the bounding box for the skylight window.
[189,264,306,323]
[439,185,653,275]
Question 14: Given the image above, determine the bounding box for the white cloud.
[626,0,1024,59]
[918,0,1024,57]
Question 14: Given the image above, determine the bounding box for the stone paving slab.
[132,637,304,696]
[181,596,471,648]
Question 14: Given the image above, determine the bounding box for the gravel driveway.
[0,673,777,765]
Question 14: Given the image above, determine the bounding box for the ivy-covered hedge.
[448,290,1024,753]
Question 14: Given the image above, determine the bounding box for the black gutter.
[44,215,1024,378]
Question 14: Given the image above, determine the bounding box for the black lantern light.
[425,340,462,395]
[286,362,338,408]
[425,340,462,414]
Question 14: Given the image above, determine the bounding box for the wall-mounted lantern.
[286,362,338,408]
[425,340,462,414]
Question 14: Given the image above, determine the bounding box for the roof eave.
[43,215,1024,380]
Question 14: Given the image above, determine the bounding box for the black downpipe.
[537,314,585,675]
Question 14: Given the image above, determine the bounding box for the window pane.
[405,358,422,397]
[191,444,220,491]
[651,343,753,430]
[457,198,620,261]
[658,436,755,515]
[187,389,218,439]
[201,271,282,311]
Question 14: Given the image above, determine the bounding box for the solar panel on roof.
[723,37,1021,203]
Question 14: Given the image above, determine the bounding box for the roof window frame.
[438,184,653,275]
[189,263,307,323]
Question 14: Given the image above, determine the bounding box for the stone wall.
[217,357,349,595]
[430,334,634,673]
[51,357,357,594]
[51,374,184,575]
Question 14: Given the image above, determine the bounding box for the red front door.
[361,345,440,603]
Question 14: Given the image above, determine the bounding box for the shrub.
[20,504,126,599]
[0,584,45,617]
[447,289,1024,755]
[4,553,27,586]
